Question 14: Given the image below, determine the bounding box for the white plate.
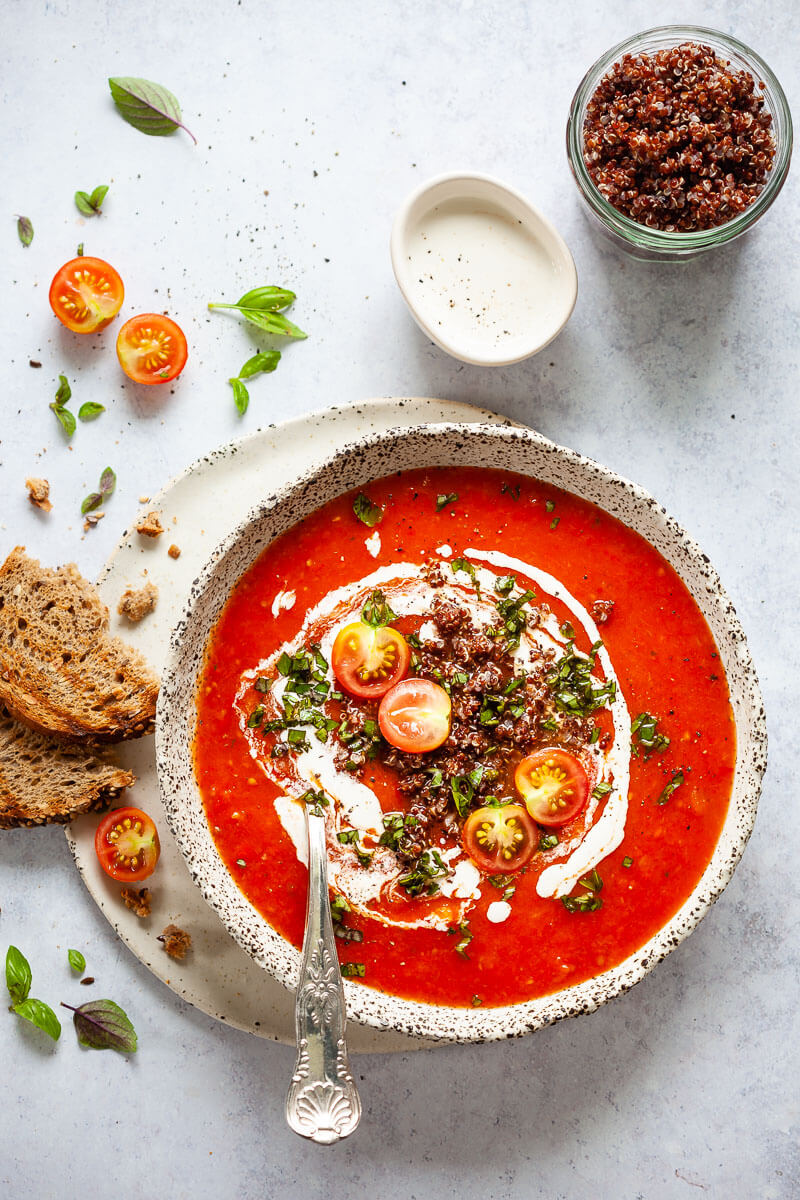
[65,397,511,1051]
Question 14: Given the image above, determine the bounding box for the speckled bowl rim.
[156,422,766,1043]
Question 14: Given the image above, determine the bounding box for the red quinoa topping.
[583,42,776,232]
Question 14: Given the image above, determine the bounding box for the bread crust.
[0,547,159,744]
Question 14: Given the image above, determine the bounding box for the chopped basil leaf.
[247,706,264,728]
[548,639,615,717]
[622,856,633,868]
[254,676,271,694]
[539,832,559,851]
[451,775,475,819]
[236,858,247,867]
[397,847,449,897]
[353,492,383,526]
[589,726,600,744]
[340,962,365,978]
[495,574,516,596]
[631,711,671,756]
[501,482,521,501]
[451,557,480,595]
[545,499,555,513]
[361,588,396,628]
[436,492,458,512]
[591,781,612,800]
[655,770,685,806]
[453,921,473,959]
[550,517,560,530]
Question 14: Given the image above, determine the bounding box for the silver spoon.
[285,804,361,1144]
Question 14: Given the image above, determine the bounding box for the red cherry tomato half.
[462,803,537,874]
[49,256,124,333]
[378,677,451,753]
[116,313,188,384]
[515,747,589,827]
[331,621,411,699]
[94,806,161,881]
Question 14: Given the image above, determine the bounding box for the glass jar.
[565,26,793,261]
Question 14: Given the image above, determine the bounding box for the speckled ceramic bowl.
[157,423,766,1043]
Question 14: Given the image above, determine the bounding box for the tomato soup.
[193,467,735,1008]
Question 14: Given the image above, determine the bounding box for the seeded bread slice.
[0,547,159,743]
[0,707,135,828]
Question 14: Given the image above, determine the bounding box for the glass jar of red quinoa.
[566,27,792,260]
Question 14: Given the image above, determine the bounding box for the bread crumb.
[25,477,52,512]
[136,511,164,538]
[138,495,151,504]
[117,581,158,622]
[167,544,181,559]
[158,924,192,959]
[120,886,152,918]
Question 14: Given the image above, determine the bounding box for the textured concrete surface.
[0,1,798,1197]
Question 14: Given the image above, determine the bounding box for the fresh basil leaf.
[236,286,296,312]
[51,403,76,437]
[54,374,72,407]
[17,215,33,247]
[108,76,196,143]
[89,184,108,210]
[67,949,86,973]
[61,998,138,1053]
[230,377,249,415]
[74,191,95,216]
[241,309,307,339]
[81,492,103,515]
[353,492,382,527]
[99,466,116,495]
[13,997,61,1040]
[5,945,32,1005]
[78,402,105,421]
[237,350,281,380]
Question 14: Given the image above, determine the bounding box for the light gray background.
[1,1,798,1197]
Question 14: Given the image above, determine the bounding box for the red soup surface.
[193,467,735,1008]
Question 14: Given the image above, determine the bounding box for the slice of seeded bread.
[0,706,135,828]
[0,547,159,743]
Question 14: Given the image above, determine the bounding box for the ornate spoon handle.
[285,806,361,1144]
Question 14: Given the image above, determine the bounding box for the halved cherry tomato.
[116,313,188,384]
[378,677,451,753]
[462,803,537,874]
[331,621,410,699]
[94,806,161,881]
[515,747,589,827]
[49,257,124,333]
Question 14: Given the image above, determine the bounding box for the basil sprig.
[50,374,76,437]
[228,350,281,416]
[74,185,108,216]
[81,466,116,515]
[209,287,307,339]
[5,946,61,1041]
[108,76,196,143]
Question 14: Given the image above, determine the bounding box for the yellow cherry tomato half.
[378,677,451,753]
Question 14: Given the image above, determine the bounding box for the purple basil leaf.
[62,998,137,1053]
